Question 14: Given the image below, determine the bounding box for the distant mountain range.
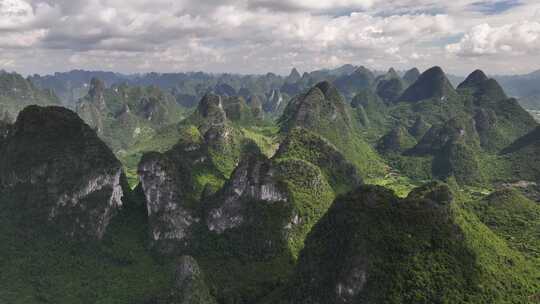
[25,66,540,111]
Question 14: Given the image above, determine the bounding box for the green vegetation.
[2,66,540,304]
[277,183,540,303]
[0,195,175,304]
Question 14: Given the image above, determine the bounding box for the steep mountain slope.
[0,105,126,239]
[398,66,457,103]
[0,105,215,304]
[333,66,375,100]
[136,89,370,302]
[501,126,540,183]
[353,66,538,185]
[279,81,385,177]
[469,189,540,266]
[274,183,539,304]
[403,67,421,85]
[0,71,61,119]
[137,94,245,250]
[76,78,186,151]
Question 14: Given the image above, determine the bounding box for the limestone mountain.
[375,68,405,103]
[501,126,540,182]
[279,81,385,176]
[275,127,363,193]
[263,88,288,115]
[376,126,416,154]
[76,77,186,151]
[136,90,368,301]
[136,94,248,250]
[286,68,302,83]
[457,70,536,151]
[0,105,126,239]
[3,65,540,304]
[358,67,537,185]
[334,66,375,100]
[276,182,539,303]
[0,71,61,119]
[403,67,421,84]
[398,66,457,102]
[408,116,431,139]
[248,95,264,119]
[408,116,484,184]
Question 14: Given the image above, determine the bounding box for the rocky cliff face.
[206,149,288,233]
[138,151,201,242]
[169,256,217,304]
[0,105,125,239]
[137,94,244,248]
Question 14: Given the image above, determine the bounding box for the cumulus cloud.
[446,21,540,56]
[0,0,538,75]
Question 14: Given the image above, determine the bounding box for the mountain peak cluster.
[0,64,539,303]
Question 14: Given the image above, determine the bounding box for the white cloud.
[446,21,540,56]
[0,0,538,75]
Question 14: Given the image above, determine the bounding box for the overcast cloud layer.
[0,0,539,75]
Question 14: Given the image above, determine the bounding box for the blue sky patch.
[470,0,523,15]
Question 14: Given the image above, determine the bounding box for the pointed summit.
[0,105,124,239]
[458,70,488,90]
[376,68,405,103]
[280,81,350,133]
[287,67,302,83]
[195,93,227,128]
[387,68,400,79]
[457,70,507,101]
[403,67,421,84]
[334,66,375,99]
[88,77,106,110]
[398,66,455,102]
[315,80,342,101]
[88,77,105,99]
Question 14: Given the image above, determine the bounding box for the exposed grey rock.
[206,151,287,233]
[170,255,217,304]
[138,152,200,242]
[0,105,124,239]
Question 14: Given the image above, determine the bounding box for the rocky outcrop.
[0,105,125,239]
[206,149,288,233]
[88,77,107,111]
[248,95,264,120]
[137,94,243,248]
[286,68,302,83]
[264,88,284,113]
[193,93,227,131]
[138,152,200,242]
[169,256,217,304]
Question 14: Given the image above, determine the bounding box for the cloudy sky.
[0,0,539,76]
